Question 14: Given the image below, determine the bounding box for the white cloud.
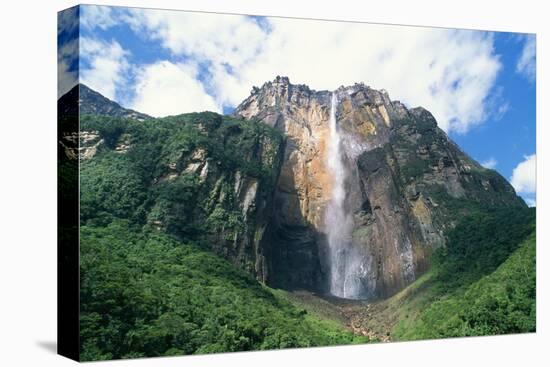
[80,37,130,101]
[250,21,501,133]
[481,157,497,169]
[130,61,220,117]
[57,7,79,98]
[81,5,117,30]
[123,9,267,68]
[511,154,536,194]
[57,38,78,98]
[57,6,78,37]
[524,197,536,207]
[80,7,504,129]
[516,35,536,82]
[121,10,501,133]
[121,9,268,113]
[495,102,510,120]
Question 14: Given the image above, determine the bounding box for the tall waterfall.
[325,92,363,299]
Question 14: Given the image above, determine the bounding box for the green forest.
[78,113,367,360]
[392,207,536,339]
[80,221,367,360]
[76,110,536,360]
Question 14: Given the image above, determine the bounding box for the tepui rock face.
[234,76,524,298]
[68,78,525,300]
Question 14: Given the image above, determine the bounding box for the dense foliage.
[79,112,365,360]
[80,112,282,237]
[80,221,366,361]
[77,108,535,357]
[392,207,536,340]
[433,207,536,291]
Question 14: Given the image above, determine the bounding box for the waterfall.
[325,92,363,299]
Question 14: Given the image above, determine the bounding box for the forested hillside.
[59,83,536,361]
[77,111,367,360]
[393,207,536,339]
[348,207,536,340]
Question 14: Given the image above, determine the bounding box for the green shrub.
[80,221,366,360]
[393,208,536,340]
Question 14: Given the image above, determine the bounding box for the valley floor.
[278,290,396,343]
[280,228,536,343]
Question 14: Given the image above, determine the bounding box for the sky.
[58,5,536,206]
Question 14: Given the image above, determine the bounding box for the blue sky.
[58,5,536,205]
[451,33,536,205]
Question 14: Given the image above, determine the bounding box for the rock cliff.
[67,79,525,300]
[70,91,285,281]
[235,76,524,298]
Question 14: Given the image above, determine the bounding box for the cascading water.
[325,92,364,299]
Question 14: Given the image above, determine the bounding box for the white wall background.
[0,0,547,365]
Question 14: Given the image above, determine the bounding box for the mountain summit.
[64,78,534,358]
[58,84,151,121]
[68,78,524,299]
[235,76,524,298]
